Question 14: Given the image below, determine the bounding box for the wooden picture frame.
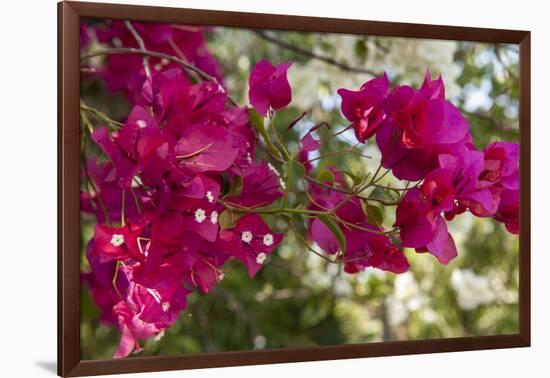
[58,1,531,376]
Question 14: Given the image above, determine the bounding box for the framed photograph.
[58,1,531,376]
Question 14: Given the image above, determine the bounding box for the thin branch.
[463,109,518,133]
[304,175,399,207]
[124,20,151,78]
[254,30,379,77]
[80,101,123,129]
[81,47,239,107]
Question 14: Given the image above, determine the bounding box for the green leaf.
[318,214,346,253]
[228,175,243,196]
[317,169,335,185]
[342,170,362,187]
[218,210,240,230]
[248,107,282,158]
[364,202,384,226]
[354,39,368,61]
[369,186,388,201]
[248,108,266,137]
[220,172,232,196]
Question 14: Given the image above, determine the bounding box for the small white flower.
[218,272,225,281]
[241,231,253,244]
[161,302,171,313]
[110,234,124,247]
[194,208,206,223]
[263,234,274,246]
[279,178,287,190]
[256,252,267,264]
[246,152,253,163]
[136,119,147,128]
[206,191,214,203]
[210,211,219,224]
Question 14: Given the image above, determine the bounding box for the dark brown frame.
[58,1,531,376]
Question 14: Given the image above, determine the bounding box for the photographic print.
[78,17,521,360]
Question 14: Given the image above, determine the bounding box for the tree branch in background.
[463,110,518,133]
[253,30,380,77]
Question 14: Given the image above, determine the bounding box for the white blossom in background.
[451,269,496,310]
[288,35,461,110]
[385,272,429,326]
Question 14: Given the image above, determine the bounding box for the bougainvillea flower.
[376,117,474,182]
[221,107,257,167]
[309,218,340,255]
[420,216,458,264]
[397,204,458,265]
[310,215,408,274]
[83,241,129,324]
[419,70,445,100]
[371,71,471,181]
[494,189,519,234]
[395,188,439,248]
[479,141,519,191]
[122,264,190,325]
[419,168,456,216]
[343,222,409,274]
[384,72,468,149]
[112,301,165,358]
[183,204,223,242]
[307,169,366,225]
[80,159,142,224]
[177,248,226,294]
[140,68,190,119]
[166,174,221,211]
[164,81,227,138]
[226,162,284,208]
[92,127,140,188]
[438,147,501,218]
[395,167,461,264]
[174,126,239,174]
[218,214,282,277]
[337,74,390,142]
[396,168,455,249]
[93,222,147,263]
[249,60,293,116]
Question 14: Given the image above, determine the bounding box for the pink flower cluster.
[82,66,284,357]
[307,169,409,274]
[85,21,224,101]
[338,72,519,264]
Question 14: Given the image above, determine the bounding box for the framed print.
[58,1,531,376]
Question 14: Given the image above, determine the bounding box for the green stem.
[268,111,290,160]
[280,215,339,264]
[80,101,123,130]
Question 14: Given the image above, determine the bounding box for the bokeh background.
[80,22,520,360]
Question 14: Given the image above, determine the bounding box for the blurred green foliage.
[80,23,519,360]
